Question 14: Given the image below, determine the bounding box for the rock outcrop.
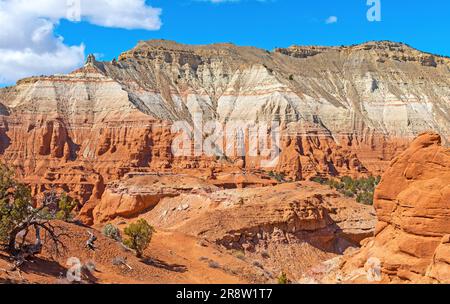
[139,181,376,281]
[308,132,450,283]
[92,173,218,223]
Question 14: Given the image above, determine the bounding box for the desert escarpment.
[0,40,449,222]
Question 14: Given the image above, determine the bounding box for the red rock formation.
[92,174,218,223]
[140,181,376,281]
[313,132,450,283]
[1,40,449,221]
[368,132,450,283]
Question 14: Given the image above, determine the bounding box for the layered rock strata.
[0,40,449,214]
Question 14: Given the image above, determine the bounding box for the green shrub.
[55,193,77,221]
[310,176,328,185]
[311,175,381,205]
[268,171,287,183]
[342,190,355,198]
[356,192,375,205]
[123,219,155,258]
[277,272,290,284]
[103,223,122,241]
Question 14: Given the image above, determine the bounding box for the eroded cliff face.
[0,40,449,212]
[365,132,450,283]
[306,132,450,283]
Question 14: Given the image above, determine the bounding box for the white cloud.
[325,16,338,24]
[0,0,162,84]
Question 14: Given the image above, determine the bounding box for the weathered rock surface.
[1,179,376,284]
[92,173,218,223]
[137,181,376,281]
[0,40,449,217]
[306,132,450,283]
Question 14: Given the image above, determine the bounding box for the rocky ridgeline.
[275,41,450,67]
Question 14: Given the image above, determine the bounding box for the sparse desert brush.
[232,249,246,260]
[123,219,155,258]
[261,250,270,259]
[103,223,122,241]
[208,260,220,269]
[277,272,290,284]
[311,175,381,205]
[268,171,287,183]
[252,261,264,269]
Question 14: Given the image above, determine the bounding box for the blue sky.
[1,0,449,86]
[59,0,450,59]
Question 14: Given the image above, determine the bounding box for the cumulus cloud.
[325,16,338,24]
[0,0,162,84]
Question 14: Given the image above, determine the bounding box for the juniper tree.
[0,164,67,257]
[123,219,155,258]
